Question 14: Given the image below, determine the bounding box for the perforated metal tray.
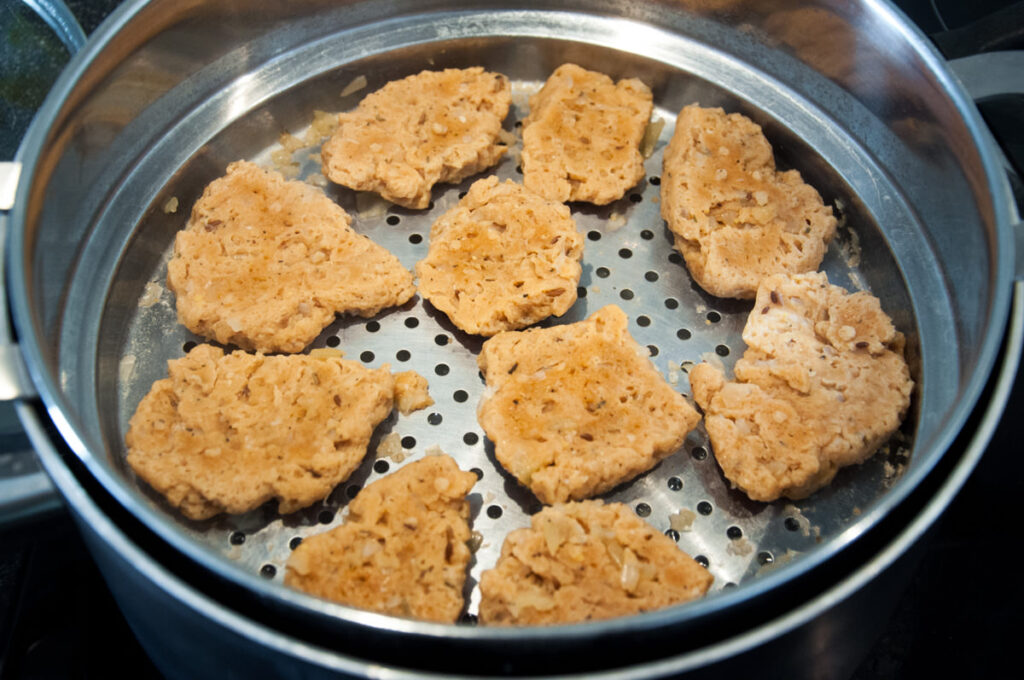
[112,75,914,621]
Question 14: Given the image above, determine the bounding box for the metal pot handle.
[0,0,86,525]
[947,52,1024,281]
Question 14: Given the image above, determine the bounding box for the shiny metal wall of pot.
[1,0,1020,675]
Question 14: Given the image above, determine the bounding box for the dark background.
[1,0,1022,677]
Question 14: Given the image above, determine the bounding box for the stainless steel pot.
[2,0,1021,676]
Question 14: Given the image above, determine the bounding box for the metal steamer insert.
[115,80,913,620]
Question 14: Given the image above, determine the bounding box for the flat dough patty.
[477,305,700,504]
[479,500,712,625]
[285,455,476,622]
[167,161,415,353]
[522,63,653,205]
[415,176,583,335]
[661,105,836,299]
[690,272,913,502]
[125,344,396,520]
[321,67,512,209]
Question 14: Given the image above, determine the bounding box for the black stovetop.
[1,1,1022,678]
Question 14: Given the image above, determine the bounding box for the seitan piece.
[285,455,476,622]
[690,272,914,502]
[477,305,700,504]
[125,344,397,520]
[394,371,434,415]
[167,161,415,353]
[321,67,512,209]
[415,176,584,335]
[521,64,653,205]
[479,500,713,625]
[660,105,837,299]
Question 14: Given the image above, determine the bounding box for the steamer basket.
[3,0,1016,676]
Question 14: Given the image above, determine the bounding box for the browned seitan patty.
[415,176,584,335]
[690,272,913,502]
[479,500,713,625]
[321,68,512,209]
[477,305,700,504]
[167,161,415,354]
[125,344,396,520]
[660,105,837,299]
[285,455,476,622]
[521,64,653,205]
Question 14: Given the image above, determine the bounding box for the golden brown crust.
[690,272,913,501]
[479,501,713,625]
[167,161,415,353]
[284,455,476,622]
[522,64,653,205]
[477,305,701,504]
[660,105,836,299]
[125,345,397,520]
[415,176,584,335]
[321,68,512,208]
